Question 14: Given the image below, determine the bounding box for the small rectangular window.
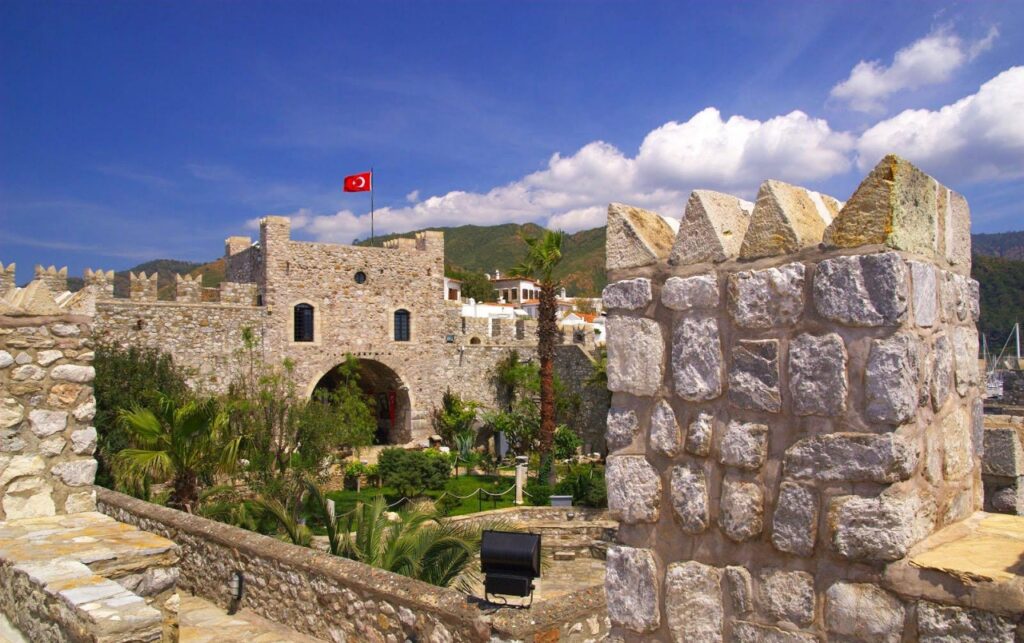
[394,309,411,342]
[294,304,314,342]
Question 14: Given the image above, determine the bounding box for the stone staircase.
[0,511,180,642]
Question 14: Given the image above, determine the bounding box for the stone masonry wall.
[601,155,1004,641]
[0,312,97,520]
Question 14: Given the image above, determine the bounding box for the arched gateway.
[311,359,412,445]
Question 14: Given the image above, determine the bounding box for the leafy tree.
[431,389,478,447]
[483,400,539,456]
[573,297,598,315]
[113,394,240,511]
[377,448,451,497]
[93,342,189,487]
[553,424,582,460]
[445,266,495,302]
[973,253,1024,351]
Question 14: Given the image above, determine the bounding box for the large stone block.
[788,332,848,416]
[670,463,709,533]
[719,476,763,542]
[50,364,95,383]
[1,476,55,519]
[728,340,781,413]
[825,582,905,643]
[719,421,768,471]
[772,482,819,557]
[952,326,980,396]
[661,274,719,311]
[0,398,24,430]
[942,407,974,481]
[757,569,815,627]
[0,454,46,486]
[943,189,972,271]
[783,433,917,483]
[727,262,805,328]
[605,546,661,633]
[983,426,1022,477]
[671,315,722,401]
[931,334,954,411]
[607,316,665,397]
[685,412,713,457]
[602,278,653,311]
[814,252,908,326]
[740,180,839,259]
[917,600,1014,643]
[823,154,939,256]
[606,408,639,453]
[28,409,68,438]
[910,260,938,327]
[607,455,661,524]
[831,492,935,561]
[51,459,98,486]
[669,190,752,265]
[865,332,920,425]
[650,399,681,458]
[725,566,753,615]
[664,562,723,642]
[607,203,676,271]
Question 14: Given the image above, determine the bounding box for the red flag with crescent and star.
[344,171,372,192]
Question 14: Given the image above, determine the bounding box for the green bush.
[525,481,552,506]
[553,425,582,460]
[554,464,607,508]
[377,448,451,498]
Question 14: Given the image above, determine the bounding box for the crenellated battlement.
[175,274,202,302]
[129,271,159,301]
[601,155,1008,640]
[33,264,68,293]
[0,262,15,295]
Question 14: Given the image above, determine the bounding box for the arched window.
[294,304,314,342]
[394,309,411,342]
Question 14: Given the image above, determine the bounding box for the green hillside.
[972,231,1024,261]
[974,254,1024,350]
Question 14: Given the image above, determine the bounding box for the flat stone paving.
[179,593,324,642]
[461,554,606,603]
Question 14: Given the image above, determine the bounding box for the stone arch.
[311,358,412,445]
[469,336,482,345]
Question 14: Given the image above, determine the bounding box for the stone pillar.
[129,272,158,301]
[175,274,202,302]
[225,235,252,257]
[33,265,68,293]
[83,268,115,299]
[603,155,984,641]
[514,456,528,505]
[1,310,98,519]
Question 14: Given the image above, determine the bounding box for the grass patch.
[325,474,520,518]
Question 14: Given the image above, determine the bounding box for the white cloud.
[831,25,999,113]
[405,190,420,203]
[289,107,853,241]
[857,66,1024,182]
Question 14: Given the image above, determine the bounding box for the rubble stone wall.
[602,156,1013,641]
[0,313,97,520]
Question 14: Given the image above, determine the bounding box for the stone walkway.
[179,593,324,642]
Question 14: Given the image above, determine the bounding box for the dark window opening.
[294,304,314,342]
[355,271,367,284]
[394,309,411,342]
[256,294,264,306]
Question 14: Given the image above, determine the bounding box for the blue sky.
[1,1,1022,278]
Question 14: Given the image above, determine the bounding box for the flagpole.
[370,166,375,246]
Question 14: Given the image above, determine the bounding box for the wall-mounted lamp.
[227,569,245,614]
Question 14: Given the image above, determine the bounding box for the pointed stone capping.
[606,202,675,271]
[669,190,753,265]
[739,179,840,259]
[0,261,16,294]
[2,280,64,315]
[824,154,940,257]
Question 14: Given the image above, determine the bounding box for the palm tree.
[510,230,565,485]
[335,495,500,591]
[114,394,240,512]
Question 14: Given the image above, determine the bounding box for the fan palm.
[113,394,240,512]
[510,229,565,485]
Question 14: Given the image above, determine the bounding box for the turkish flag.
[344,172,372,192]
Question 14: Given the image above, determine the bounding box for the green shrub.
[553,425,582,460]
[377,448,451,497]
[526,481,552,506]
[554,464,607,508]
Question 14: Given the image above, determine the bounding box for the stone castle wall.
[0,311,97,520]
[601,156,1014,640]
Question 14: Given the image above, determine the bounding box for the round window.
[354,271,367,284]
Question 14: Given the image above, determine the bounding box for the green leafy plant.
[553,425,582,461]
[525,480,552,507]
[113,394,239,511]
[554,463,607,508]
[377,448,451,498]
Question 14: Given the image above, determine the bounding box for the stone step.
[552,550,576,561]
[0,511,178,581]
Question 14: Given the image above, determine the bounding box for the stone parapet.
[129,271,159,301]
[0,313,97,520]
[33,265,68,294]
[601,156,1007,640]
[0,263,14,296]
